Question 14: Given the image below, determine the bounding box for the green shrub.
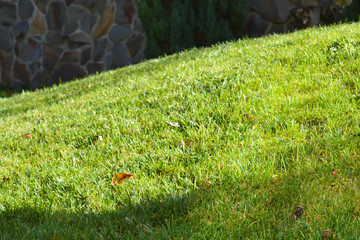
[138,0,247,58]
[340,0,360,22]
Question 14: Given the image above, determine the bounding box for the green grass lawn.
[1,22,360,239]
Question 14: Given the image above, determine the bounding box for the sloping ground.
[0,23,359,239]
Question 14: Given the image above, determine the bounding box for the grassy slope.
[0,23,360,239]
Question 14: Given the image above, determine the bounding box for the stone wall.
[0,0,146,89]
[243,0,350,37]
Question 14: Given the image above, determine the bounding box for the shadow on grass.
[1,166,359,239]
[0,191,197,239]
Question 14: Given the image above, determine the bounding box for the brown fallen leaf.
[244,114,251,122]
[166,121,180,128]
[293,206,304,220]
[321,229,333,239]
[22,133,31,139]
[110,172,135,186]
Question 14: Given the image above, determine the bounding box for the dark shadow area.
[0,88,15,98]
[1,162,359,239]
[0,191,198,239]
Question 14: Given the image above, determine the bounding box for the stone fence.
[0,0,351,89]
[0,0,146,89]
[243,0,350,37]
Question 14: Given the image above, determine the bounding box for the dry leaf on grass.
[244,114,251,122]
[22,133,31,139]
[293,206,304,220]
[110,172,135,186]
[321,229,333,239]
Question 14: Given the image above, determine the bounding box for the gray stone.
[80,13,98,33]
[0,27,13,52]
[46,1,67,31]
[27,62,41,76]
[288,0,335,7]
[116,4,135,25]
[69,31,92,43]
[45,31,65,45]
[288,0,303,5]
[65,0,77,6]
[67,38,87,49]
[249,0,295,24]
[93,38,109,61]
[0,2,16,26]
[67,4,88,20]
[132,50,144,64]
[0,51,14,84]
[33,0,52,14]
[80,47,91,64]
[43,46,63,70]
[92,0,109,13]
[19,38,42,63]
[112,42,130,67]
[109,25,131,44]
[52,63,86,83]
[18,0,35,20]
[14,42,20,57]
[126,34,145,57]
[104,54,115,70]
[12,21,30,41]
[316,0,336,7]
[132,16,144,31]
[60,50,79,63]
[31,69,51,89]
[242,13,269,38]
[115,4,126,25]
[87,62,103,74]
[74,0,92,8]
[61,21,78,37]
[13,61,29,84]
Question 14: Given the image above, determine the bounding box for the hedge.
[138,0,247,58]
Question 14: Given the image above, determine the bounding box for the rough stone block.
[46,2,67,31]
[0,27,13,52]
[92,5,115,38]
[0,2,16,27]
[93,38,109,61]
[0,0,146,89]
[109,25,131,44]
[29,12,46,35]
[87,62,103,74]
[126,33,145,57]
[18,0,35,20]
[112,42,131,67]
[52,63,86,83]
[12,21,30,42]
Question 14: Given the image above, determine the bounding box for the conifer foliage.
[138,0,247,58]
